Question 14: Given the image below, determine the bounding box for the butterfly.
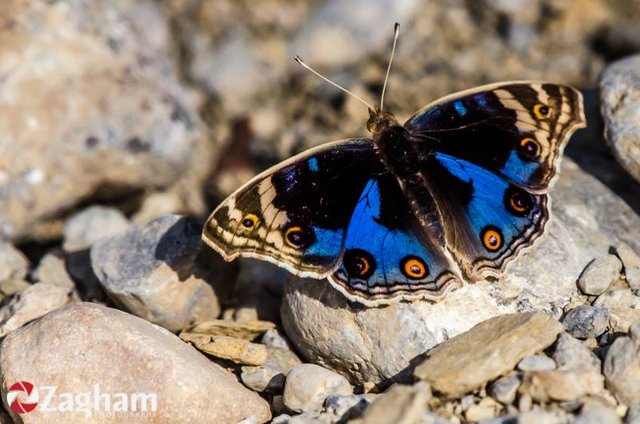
[202,26,586,307]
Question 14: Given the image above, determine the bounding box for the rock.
[188,319,276,340]
[617,243,640,291]
[281,159,640,386]
[91,215,220,332]
[465,397,502,422]
[63,206,131,253]
[283,364,353,413]
[488,373,522,405]
[241,346,302,392]
[594,287,640,333]
[0,242,28,283]
[356,382,431,424]
[517,355,556,372]
[0,279,30,297]
[31,250,76,291]
[552,332,601,374]
[414,312,563,398]
[574,401,621,424]
[0,0,209,241]
[262,329,293,350]
[603,319,640,407]
[181,333,267,366]
[601,54,640,183]
[323,394,373,422]
[578,255,623,295]
[0,283,71,337]
[562,305,610,339]
[0,302,270,423]
[519,370,604,402]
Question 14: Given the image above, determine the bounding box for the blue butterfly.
[202,26,585,306]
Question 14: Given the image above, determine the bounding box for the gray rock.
[241,346,302,393]
[488,373,522,405]
[0,302,270,423]
[281,160,640,386]
[578,255,623,295]
[574,401,621,424]
[601,54,640,183]
[415,313,563,398]
[0,283,71,337]
[594,287,640,333]
[552,332,601,374]
[617,243,640,292]
[603,319,640,407]
[0,0,210,241]
[0,241,28,283]
[32,250,76,291]
[262,328,293,350]
[323,394,373,422]
[91,215,220,332]
[63,206,131,252]
[517,355,556,371]
[479,411,565,424]
[562,305,610,339]
[283,364,353,413]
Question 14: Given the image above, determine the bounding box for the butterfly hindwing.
[203,139,381,278]
[331,175,460,304]
[405,82,586,192]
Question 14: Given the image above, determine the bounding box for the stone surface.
[0,283,71,337]
[0,242,28,283]
[241,346,302,392]
[562,305,610,339]
[517,355,556,372]
[189,319,276,340]
[603,319,640,407]
[488,373,522,405]
[91,215,220,332]
[594,287,640,333]
[281,159,640,386]
[578,255,623,295]
[283,364,353,413]
[465,397,502,422]
[519,369,604,402]
[0,302,270,423]
[63,206,131,252]
[185,334,267,366]
[356,382,431,424]
[552,332,601,374]
[31,250,76,291]
[0,0,210,241]
[617,243,640,291]
[601,54,640,183]
[414,312,563,398]
[323,394,373,422]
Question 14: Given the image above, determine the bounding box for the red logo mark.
[6,381,38,414]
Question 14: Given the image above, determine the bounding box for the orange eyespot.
[241,214,259,228]
[533,103,552,120]
[343,249,376,279]
[401,256,428,280]
[519,137,540,159]
[481,226,503,252]
[284,225,315,248]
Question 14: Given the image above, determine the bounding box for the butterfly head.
[367,108,399,137]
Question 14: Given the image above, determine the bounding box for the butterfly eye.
[518,137,540,159]
[241,214,259,229]
[533,103,552,120]
[400,256,429,280]
[343,249,376,279]
[284,225,315,248]
[504,187,534,217]
[481,226,503,252]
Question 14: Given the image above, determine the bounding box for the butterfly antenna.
[380,23,400,112]
[294,55,375,111]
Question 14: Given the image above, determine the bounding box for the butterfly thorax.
[367,108,399,136]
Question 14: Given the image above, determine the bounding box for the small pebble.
[195,335,267,366]
[552,332,601,374]
[32,250,76,290]
[617,244,640,292]
[465,397,502,421]
[0,242,29,283]
[562,305,610,339]
[488,373,522,405]
[578,255,623,295]
[63,205,130,252]
[324,394,372,421]
[517,355,556,371]
[283,364,353,413]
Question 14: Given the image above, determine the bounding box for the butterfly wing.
[203,139,380,278]
[405,82,586,192]
[400,82,584,280]
[330,174,460,305]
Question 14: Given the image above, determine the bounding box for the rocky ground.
[1,0,640,423]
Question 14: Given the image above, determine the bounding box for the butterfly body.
[203,81,585,306]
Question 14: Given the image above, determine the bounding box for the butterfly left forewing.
[203,138,381,278]
[405,82,586,192]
